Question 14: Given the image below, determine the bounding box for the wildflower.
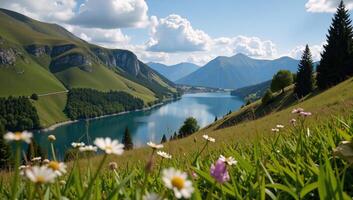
[290,118,296,125]
[157,151,172,159]
[143,192,163,200]
[219,155,237,166]
[48,135,56,142]
[276,124,284,129]
[4,131,32,143]
[47,161,67,176]
[292,108,304,114]
[42,159,50,164]
[202,135,215,143]
[271,128,280,132]
[71,142,85,148]
[299,111,312,117]
[24,166,57,184]
[94,137,124,155]
[79,145,98,152]
[334,140,353,164]
[210,159,230,184]
[109,162,118,171]
[31,157,42,162]
[162,168,194,199]
[59,180,66,186]
[147,142,164,149]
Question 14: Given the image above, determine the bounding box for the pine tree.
[122,127,133,150]
[160,134,167,143]
[317,1,353,89]
[294,45,315,98]
[0,124,11,169]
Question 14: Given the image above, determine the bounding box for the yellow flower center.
[36,176,46,184]
[105,146,112,152]
[171,176,184,190]
[48,161,60,171]
[14,132,22,140]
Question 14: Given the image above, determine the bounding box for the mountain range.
[175,53,300,89]
[0,8,176,103]
[147,62,200,82]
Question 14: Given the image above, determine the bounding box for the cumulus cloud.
[288,44,324,61]
[305,0,353,13]
[70,0,149,29]
[146,14,212,52]
[0,0,76,22]
[214,36,277,58]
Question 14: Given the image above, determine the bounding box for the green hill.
[0,8,177,127]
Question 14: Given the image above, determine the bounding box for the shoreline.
[40,97,179,132]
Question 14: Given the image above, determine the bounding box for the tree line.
[263,1,353,105]
[65,88,144,120]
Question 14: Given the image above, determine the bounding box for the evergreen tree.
[214,116,218,122]
[317,1,353,89]
[122,127,133,150]
[160,134,167,143]
[294,45,315,98]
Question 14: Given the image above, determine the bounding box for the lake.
[34,92,243,158]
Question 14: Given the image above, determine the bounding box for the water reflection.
[34,92,243,157]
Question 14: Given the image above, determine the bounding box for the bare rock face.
[0,48,16,65]
[91,48,116,67]
[50,53,92,73]
[25,45,51,57]
[51,44,76,57]
[112,50,140,76]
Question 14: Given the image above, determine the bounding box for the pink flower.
[290,118,296,124]
[210,159,230,184]
[292,108,304,114]
[299,112,312,117]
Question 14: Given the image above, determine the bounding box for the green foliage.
[0,96,40,131]
[122,127,133,150]
[231,80,271,101]
[294,45,315,98]
[65,88,144,120]
[262,89,274,105]
[271,70,294,93]
[317,1,353,89]
[30,93,38,101]
[178,117,200,137]
[0,131,11,170]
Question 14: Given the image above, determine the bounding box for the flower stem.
[50,142,57,161]
[10,143,21,200]
[80,154,107,200]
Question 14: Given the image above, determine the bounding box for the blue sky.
[1,0,352,65]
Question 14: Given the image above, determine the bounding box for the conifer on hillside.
[294,45,315,98]
[122,126,133,150]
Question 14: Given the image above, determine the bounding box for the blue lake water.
[34,92,243,157]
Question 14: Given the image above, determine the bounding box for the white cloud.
[64,25,131,48]
[70,0,149,29]
[0,0,76,22]
[305,0,353,13]
[288,44,324,61]
[146,14,212,52]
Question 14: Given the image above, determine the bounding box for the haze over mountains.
[147,62,200,82]
[176,53,300,89]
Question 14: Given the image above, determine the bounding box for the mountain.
[148,62,200,82]
[0,8,176,102]
[176,53,299,89]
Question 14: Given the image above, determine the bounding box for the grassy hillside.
[32,93,69,127]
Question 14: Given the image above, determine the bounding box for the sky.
[1,0,353,65]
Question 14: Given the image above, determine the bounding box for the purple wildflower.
[210,159,230,184]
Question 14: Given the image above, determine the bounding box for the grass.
[32,93,69,128]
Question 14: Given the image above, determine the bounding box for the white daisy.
[271,128,280,132]
[147,141,164,149]
[157,151,172,159]
[202,135,215,143]
[24,166,57,184]
[162,168,194,199]
[219,155,237,166]
[31,157,42,162]
[79,145,98,152]
[48,135,56,142]
[94,137,124,155]
[4,131,32,143]
[276,124,284,129]
[71,142,85,148]
[47,161,67,177]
